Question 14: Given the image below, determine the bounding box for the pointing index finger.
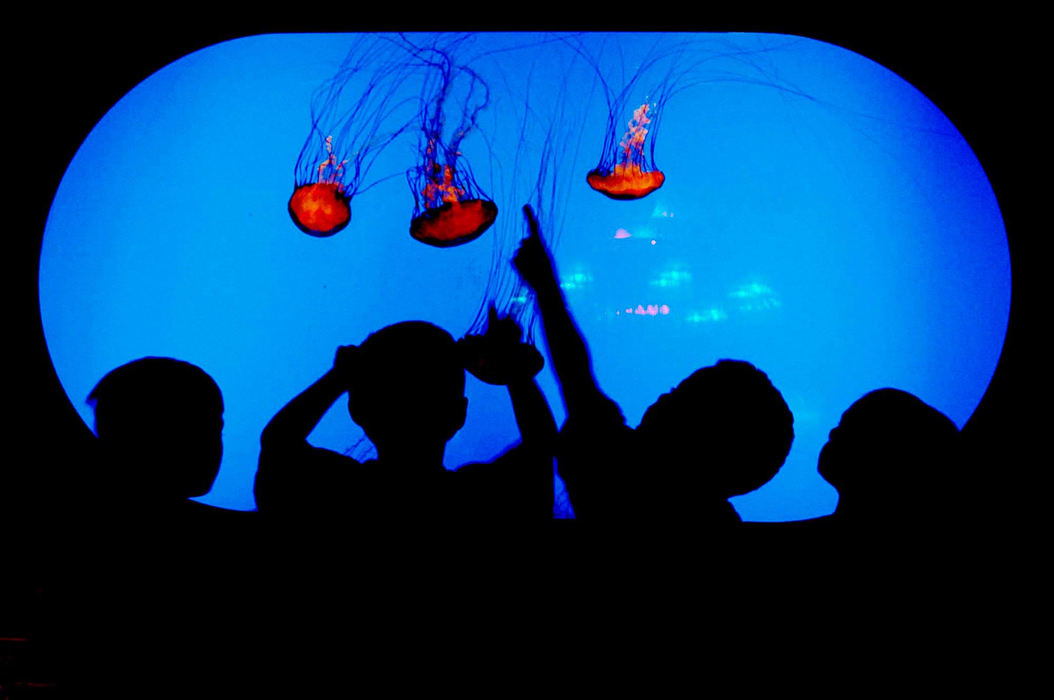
[522,204,541,240]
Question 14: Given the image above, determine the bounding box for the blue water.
[38,32,1010,520]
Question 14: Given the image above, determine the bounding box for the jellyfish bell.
[288,181,352,237]
[586,166,666,200]
[410,197,498,247]
[409,156,497,245]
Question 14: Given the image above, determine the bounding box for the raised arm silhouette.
[513,205,793,529]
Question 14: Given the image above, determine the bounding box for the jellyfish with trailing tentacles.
[403,37,498,248]
[588,101,666,199]
[288,37,419,237]
[289,135,352,236]
[568,35,699,201]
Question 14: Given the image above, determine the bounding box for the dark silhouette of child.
[87,356,238,531]
[253,319,556,529]
[513,206,793,527]
[817,388,961,535]
[63,358,262,695]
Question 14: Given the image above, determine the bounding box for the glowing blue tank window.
[39,33,1010,520]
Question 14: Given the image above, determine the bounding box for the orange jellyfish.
[587,102,666,200]
[568,34,695,202]
[409,139,497,247]
[404,39,497,247]
[289,37,419,237]
[289,136,352,237]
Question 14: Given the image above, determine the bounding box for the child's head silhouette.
[636,359,794,501]
[89,357,224,500]
[346,321,468,453]
[818,388,959,524]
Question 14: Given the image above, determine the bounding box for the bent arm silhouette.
[259,345,357,450]
[507,372,557,517]
[471,308,558,517]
